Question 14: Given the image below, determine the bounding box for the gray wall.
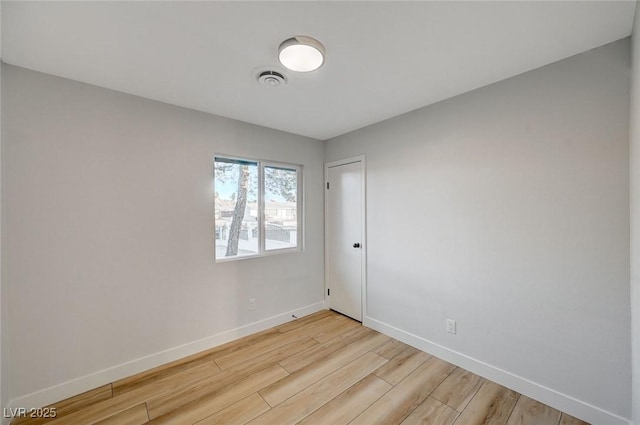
[326,39,631,421]
[631,3,640,425]
[1,64,325,405]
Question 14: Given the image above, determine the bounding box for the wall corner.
[630,2,640,425]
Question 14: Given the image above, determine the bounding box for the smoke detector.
[257,70,287,87]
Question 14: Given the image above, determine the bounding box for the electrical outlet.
[446,319,456,334]
[249,298,256,310]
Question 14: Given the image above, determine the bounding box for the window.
[214,156,302,261]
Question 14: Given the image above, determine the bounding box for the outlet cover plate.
[447,319,456,334]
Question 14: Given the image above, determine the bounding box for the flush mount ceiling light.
[278,36,325,72]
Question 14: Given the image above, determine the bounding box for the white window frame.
[214,155,303,262]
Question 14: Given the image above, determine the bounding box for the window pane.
[264,166,298,251]
[214,159,259,259]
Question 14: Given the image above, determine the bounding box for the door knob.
[353,243,361,248]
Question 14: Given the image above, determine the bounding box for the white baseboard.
[5,301,326,417]
[363,316,631,425]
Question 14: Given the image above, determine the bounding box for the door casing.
[324,155,367,322]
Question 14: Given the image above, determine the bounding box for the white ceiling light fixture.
[278,36,325,72]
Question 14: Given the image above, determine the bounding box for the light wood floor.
[12,310,590,425]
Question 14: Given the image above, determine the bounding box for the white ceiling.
[2,1,636,140]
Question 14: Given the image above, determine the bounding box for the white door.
[326,159,364,321]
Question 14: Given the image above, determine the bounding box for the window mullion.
[258,162,266,254]
[297,165,303,249]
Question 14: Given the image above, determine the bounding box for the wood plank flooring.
[11,310,590,425]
